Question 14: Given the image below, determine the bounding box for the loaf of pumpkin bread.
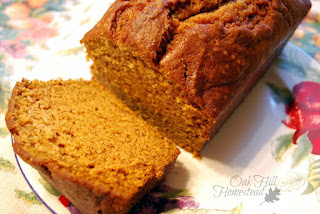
[6,79,180,214]
[81,0,311,156]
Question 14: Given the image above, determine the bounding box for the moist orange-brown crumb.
[81,0,311,155]
[6,79,180,214]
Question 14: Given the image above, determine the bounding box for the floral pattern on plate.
[269,80,320,197]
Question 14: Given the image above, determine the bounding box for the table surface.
[1,1,320,214]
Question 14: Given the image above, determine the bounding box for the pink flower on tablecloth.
[0,0,10,4]
[16,18,58,43]
[0,17,57,59]
[3,1,57,42]
[283,81,320,155]
[0,1,58,59]
[0,40,28,58]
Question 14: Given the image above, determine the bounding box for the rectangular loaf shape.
[81,0,311,156]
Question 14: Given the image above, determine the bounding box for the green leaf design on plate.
[278,43,320,82]
[303,159,320,194]
[274,58,307,79]
[161,189,191,199]
[0,157,16,173]
[164,203,242,214]
[56,46,85,56]
[272,133,294,162]
[39,177,60,196]
[276,172,306,192]
[15,189,42,205]
[291,133,312,168]
[266,82,294,106]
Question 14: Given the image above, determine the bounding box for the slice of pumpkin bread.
[6,79,180,214]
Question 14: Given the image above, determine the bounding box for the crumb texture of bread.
[81,0,311,155]
[5,79,180,214]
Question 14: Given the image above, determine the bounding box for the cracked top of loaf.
[82,0,311,118]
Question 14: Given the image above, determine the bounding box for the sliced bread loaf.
[81,0,311,156]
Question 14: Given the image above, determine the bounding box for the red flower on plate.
[283,81,320,155]
[59,195,70,207]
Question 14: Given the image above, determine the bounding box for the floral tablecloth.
[1,1,320,214]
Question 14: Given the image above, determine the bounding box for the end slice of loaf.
[6,79,180,214]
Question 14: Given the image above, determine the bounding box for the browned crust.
[161,0,311,119]
[5,80,21,137]
[81,0,311,121]
[81,0,170,65]
[208,34,290,139]
[32,160,178,214]
[15,142,177,213]
[5,79,180,214]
